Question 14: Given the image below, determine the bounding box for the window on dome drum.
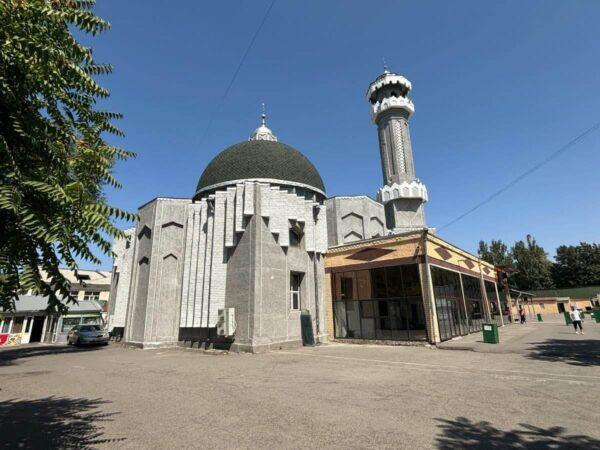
[290,272,303,311]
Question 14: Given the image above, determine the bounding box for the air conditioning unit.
[216,308,236,337]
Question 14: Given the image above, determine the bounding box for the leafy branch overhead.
[0,0,136,311]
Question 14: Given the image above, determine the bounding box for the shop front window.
[332,264,426,342]
[485,280,502,325]
[11,317,24,334]
[431,266,467,341]
[82,317,101,325]
[61,317,81,333]
[1,319,11,333]
[462,274,485,333]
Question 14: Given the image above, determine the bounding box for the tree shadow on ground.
[436,417,600,449]
[0,344,103,367]
[525,339,600,367]
[0,396,125,449]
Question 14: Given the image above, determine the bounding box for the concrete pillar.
[418,262,440,344]
[478,266,492,323]
[40,316,48,343]
[458,274,469,333]
[494,282,504,326]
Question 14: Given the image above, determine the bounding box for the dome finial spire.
[249,103,277,142]
[383,57,389,73]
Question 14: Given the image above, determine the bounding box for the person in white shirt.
[570,306,584,334]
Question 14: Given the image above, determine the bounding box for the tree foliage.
[480,235,600,290]
[478,239,513,268]
[510,235,554,290]
[552,242,600,288]
[0,0,135,311]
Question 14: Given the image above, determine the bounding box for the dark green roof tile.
[194,140,325,198]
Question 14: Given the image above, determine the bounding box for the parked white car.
[67,324,109,346]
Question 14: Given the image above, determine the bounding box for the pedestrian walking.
[519,306,526,324]
[570,306,584,334]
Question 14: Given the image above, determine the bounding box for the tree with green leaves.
[552,242,600,288]
[510,234,554,290]
[478,239,514,268]
[0,0,135,311]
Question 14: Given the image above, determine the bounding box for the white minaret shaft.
[367,69,428,232]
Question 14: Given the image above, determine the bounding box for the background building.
[527,286,600,316]
[0,295,103,346]
[33,268,112,320]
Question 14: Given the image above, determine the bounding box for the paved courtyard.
[1,321,599,449]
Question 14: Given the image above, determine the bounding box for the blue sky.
[86,0,600,269]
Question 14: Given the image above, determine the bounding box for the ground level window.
[290,272,303,310]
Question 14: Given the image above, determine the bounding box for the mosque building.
[108,68,506,350]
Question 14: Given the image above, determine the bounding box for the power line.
[437,121,600,232]
[199,0,276,144]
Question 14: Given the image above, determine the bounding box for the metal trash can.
[482,323,499,344]
[563,311,573,325]
[536,313,543,322]
[593,310,600,323]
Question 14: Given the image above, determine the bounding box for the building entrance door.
[29,316,45,343]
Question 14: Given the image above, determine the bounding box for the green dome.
[194,140,325,199]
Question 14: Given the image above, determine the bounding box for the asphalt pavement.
[1,321,599,449]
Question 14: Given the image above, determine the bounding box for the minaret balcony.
[371,96,415,123]
[377,180,428,204]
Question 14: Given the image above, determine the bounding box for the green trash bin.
[564,311,573,325]
[593,310,600,323]
[300,311,315,346]
[482,323,499,344]
[536,313,543,322]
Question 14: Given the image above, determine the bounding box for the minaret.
[367,67,428,232]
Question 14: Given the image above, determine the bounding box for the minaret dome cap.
[249,104,278,142]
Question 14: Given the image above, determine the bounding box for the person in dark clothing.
[519,306,526,324]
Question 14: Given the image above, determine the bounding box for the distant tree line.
[478,237,600,291]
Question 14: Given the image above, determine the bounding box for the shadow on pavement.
[436,417,600,449]
[0,344,103,367]
[0,396,125,449]
[525,339,600,367]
